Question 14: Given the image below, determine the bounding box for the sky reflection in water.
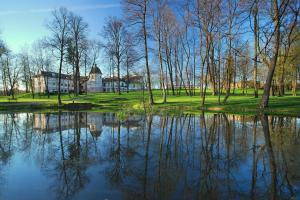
[0,112,299,200]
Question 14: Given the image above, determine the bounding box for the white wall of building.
[87,73,103,92]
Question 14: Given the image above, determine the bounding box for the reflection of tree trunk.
[223,114,231,149]
[280,146,294,196]
[143,115,153,199]
[126,123,130,148]
[117,120,121,153]
[156,116,166,197]
[260,115,277,200]
[59,112,65,161]
[58,111,68,187]
[251,116,258,199]
[117,120,121,180]
[223,113,232,195]
[75,113,81,160]
[166,117,174,154]
[174,117,179,165]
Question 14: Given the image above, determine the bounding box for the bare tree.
[46,7,70,105]
[223,0,241,104]
[68,12,88,95]
[250,0,259,98]
[123,0,154,105]
[32,39,53,98]
[124,35,140,93]
[162,8,178,96]
[259,0,290,108]
[194,0,221,106]
[152,0,167,102]
[86,40,100,69]
[237,43,250,95]
[0,40,9,95]
[82,40,100,94]
[277,1,299,96]
[2,53,20,99]
[102,17,127,95]
[19,48,35,98]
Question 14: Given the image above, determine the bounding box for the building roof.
[103,76,123,82]
[103,75,143,83]
[34,71,73,80]
[90,64,102,74]
[34,69,98,83]
[123,75,143,83]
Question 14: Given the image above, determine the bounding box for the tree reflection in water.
[0,112,299,199]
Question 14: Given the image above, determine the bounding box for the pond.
[0,112,299,200]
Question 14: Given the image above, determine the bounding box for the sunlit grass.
[0,89,299,116]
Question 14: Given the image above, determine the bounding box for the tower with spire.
[87,64,103,92]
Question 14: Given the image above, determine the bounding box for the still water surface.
[0,112,299,200]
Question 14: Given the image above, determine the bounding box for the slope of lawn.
[0,89,299,116]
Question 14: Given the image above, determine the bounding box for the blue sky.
[0,0,122,52]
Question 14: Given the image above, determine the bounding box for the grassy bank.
[0,89,299,116]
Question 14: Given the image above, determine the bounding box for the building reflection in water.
[0,112,299,200]
[33,112,144,137]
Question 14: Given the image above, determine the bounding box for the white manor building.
[34,65,103,93]
[33,65,144,93]
[103,75,144,92]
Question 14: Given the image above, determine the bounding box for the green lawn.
[0,89,299,116]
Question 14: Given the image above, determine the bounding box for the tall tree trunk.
[117,57,121,95]
[253,1,259,98]
[233,52,237,95]
[75,41,80,95]
[84,55,88,95]
[126,58,129,93]
[202,33,210,106]
[292,66,297,96]
[58,49,63,106]
[223,53,233,104]
[279,63,285,97]
[193,38,196,96]
[260,0,280,109]
[165,45,175,95]
[158,36,166,103]
[209,45,216,96]
[218,34,221,104]
[46,76,50,98]
[143,4,154,105]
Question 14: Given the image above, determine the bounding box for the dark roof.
[103,76,123,82]
[35,71,91,83]
[90,64,102,74]
[123,75,143,83]
[34,71,72,80]
[103,75,143,83]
